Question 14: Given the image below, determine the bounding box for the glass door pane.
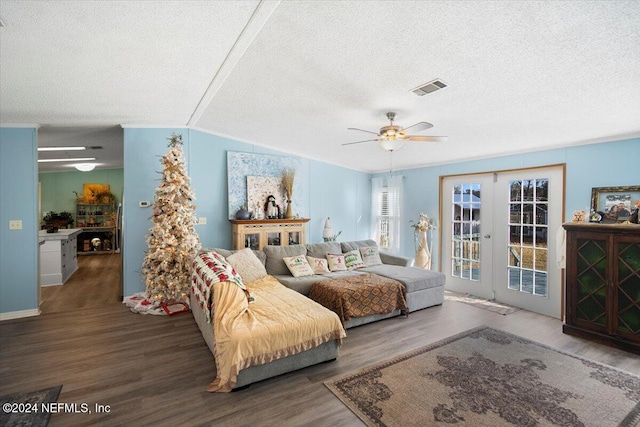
[267,232,281,246]
[507,178,549,296]
[245,233,260,250]
[288,231,301,245]
[451,183,482,281]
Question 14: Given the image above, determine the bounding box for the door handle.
[484,234,491,239]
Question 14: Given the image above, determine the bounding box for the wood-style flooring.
[2,265,639,426]
[39,253,122,314]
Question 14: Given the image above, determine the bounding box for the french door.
[442,165,564,318]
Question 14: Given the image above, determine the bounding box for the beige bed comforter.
[207,275,346,392]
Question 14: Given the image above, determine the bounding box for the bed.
[191,250,346,392]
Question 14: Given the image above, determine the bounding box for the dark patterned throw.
[325,327,640,427]
[308,273,407,324]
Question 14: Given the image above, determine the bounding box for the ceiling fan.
[343,112,447,152]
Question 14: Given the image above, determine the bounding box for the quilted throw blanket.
[308,273,408,324]
[191,251,253,323]
[207,275,346,392]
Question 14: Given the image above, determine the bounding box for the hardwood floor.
[40,253,122,314]
[2,280,639,426]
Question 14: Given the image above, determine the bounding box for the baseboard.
[0,308,41,321]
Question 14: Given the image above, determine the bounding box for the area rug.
[0,385,62,427]
[445,291,521,315]
[325,327,640,427]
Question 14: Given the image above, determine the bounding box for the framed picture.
[590,185,640,223]
[83,183,110,204]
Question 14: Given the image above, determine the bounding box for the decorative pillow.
[360,246,383,266]
[283,255,315,278]
[306,256,331,274]
[226,248,268,284]
[263,244,307,276]
[344,249,366,270]
[326,253,347,272]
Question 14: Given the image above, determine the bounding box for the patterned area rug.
[325,327,640,427]
[445,291,521,315]
[0,385,62,427]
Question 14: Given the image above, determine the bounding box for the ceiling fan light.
[74,163,96,172]
[379,139,405,152]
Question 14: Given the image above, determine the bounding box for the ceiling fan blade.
[406,135,448,142]
[342,139,379,146]
[347,127,380,136]
[400,121,433,133]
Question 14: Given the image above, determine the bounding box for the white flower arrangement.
[409,212,436,233]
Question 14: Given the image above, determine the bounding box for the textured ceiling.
[1,1,639,173]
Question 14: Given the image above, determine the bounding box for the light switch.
[9,220,22,230]
[198,217,207,225]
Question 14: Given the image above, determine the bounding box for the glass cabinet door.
[617,240,640,336]
[267,232,281,246]
[288,231,301,245]
[575,236,608,329]
[244,233,260,250]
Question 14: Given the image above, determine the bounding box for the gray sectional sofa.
[193,240,446,389]
[263,239,446,327]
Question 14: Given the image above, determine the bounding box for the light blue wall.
[3,125,634,314]
[122,128,371,297]
[308,161,371,243]
[0,127,39,314]
[378,137,640,269]
[39,168,124,225]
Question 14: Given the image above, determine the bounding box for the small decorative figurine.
[264,195,278,219]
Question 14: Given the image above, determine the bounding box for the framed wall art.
[590,185,640,223]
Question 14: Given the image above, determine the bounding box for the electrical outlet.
[197,217,207,225]
[9,220,22,230]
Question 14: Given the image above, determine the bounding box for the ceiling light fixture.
[379,139,405,152]
[74,163,97,172]
[38,157,96,163]
[38,146,86,151]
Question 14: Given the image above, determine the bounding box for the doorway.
[441,165,565,318]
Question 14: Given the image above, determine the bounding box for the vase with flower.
[409,213,436,270]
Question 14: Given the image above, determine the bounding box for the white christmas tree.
[142,134,201,304]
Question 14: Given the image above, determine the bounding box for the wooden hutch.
[230,218,310,251]
[563,222,640,354]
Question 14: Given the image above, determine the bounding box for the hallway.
[40,253,122,314]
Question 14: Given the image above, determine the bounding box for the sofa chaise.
[263,239,446,327]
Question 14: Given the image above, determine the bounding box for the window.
[371,176,402,253]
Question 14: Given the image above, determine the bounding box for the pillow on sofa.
[344,249,365,270]
[306,241,341,259]
[283,255,315,278]
[341,239,378,253]
[359,246,383,267]
[326,253,347,272]
[209,247,267,266]
[263,245,307,276]
[226,248,268,284]
[306,256,330,274]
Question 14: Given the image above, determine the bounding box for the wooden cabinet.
[230,219,310,251]
[563,222,640,354]
[76,202,116,254]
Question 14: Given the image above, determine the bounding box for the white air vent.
[411,79,447,96]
